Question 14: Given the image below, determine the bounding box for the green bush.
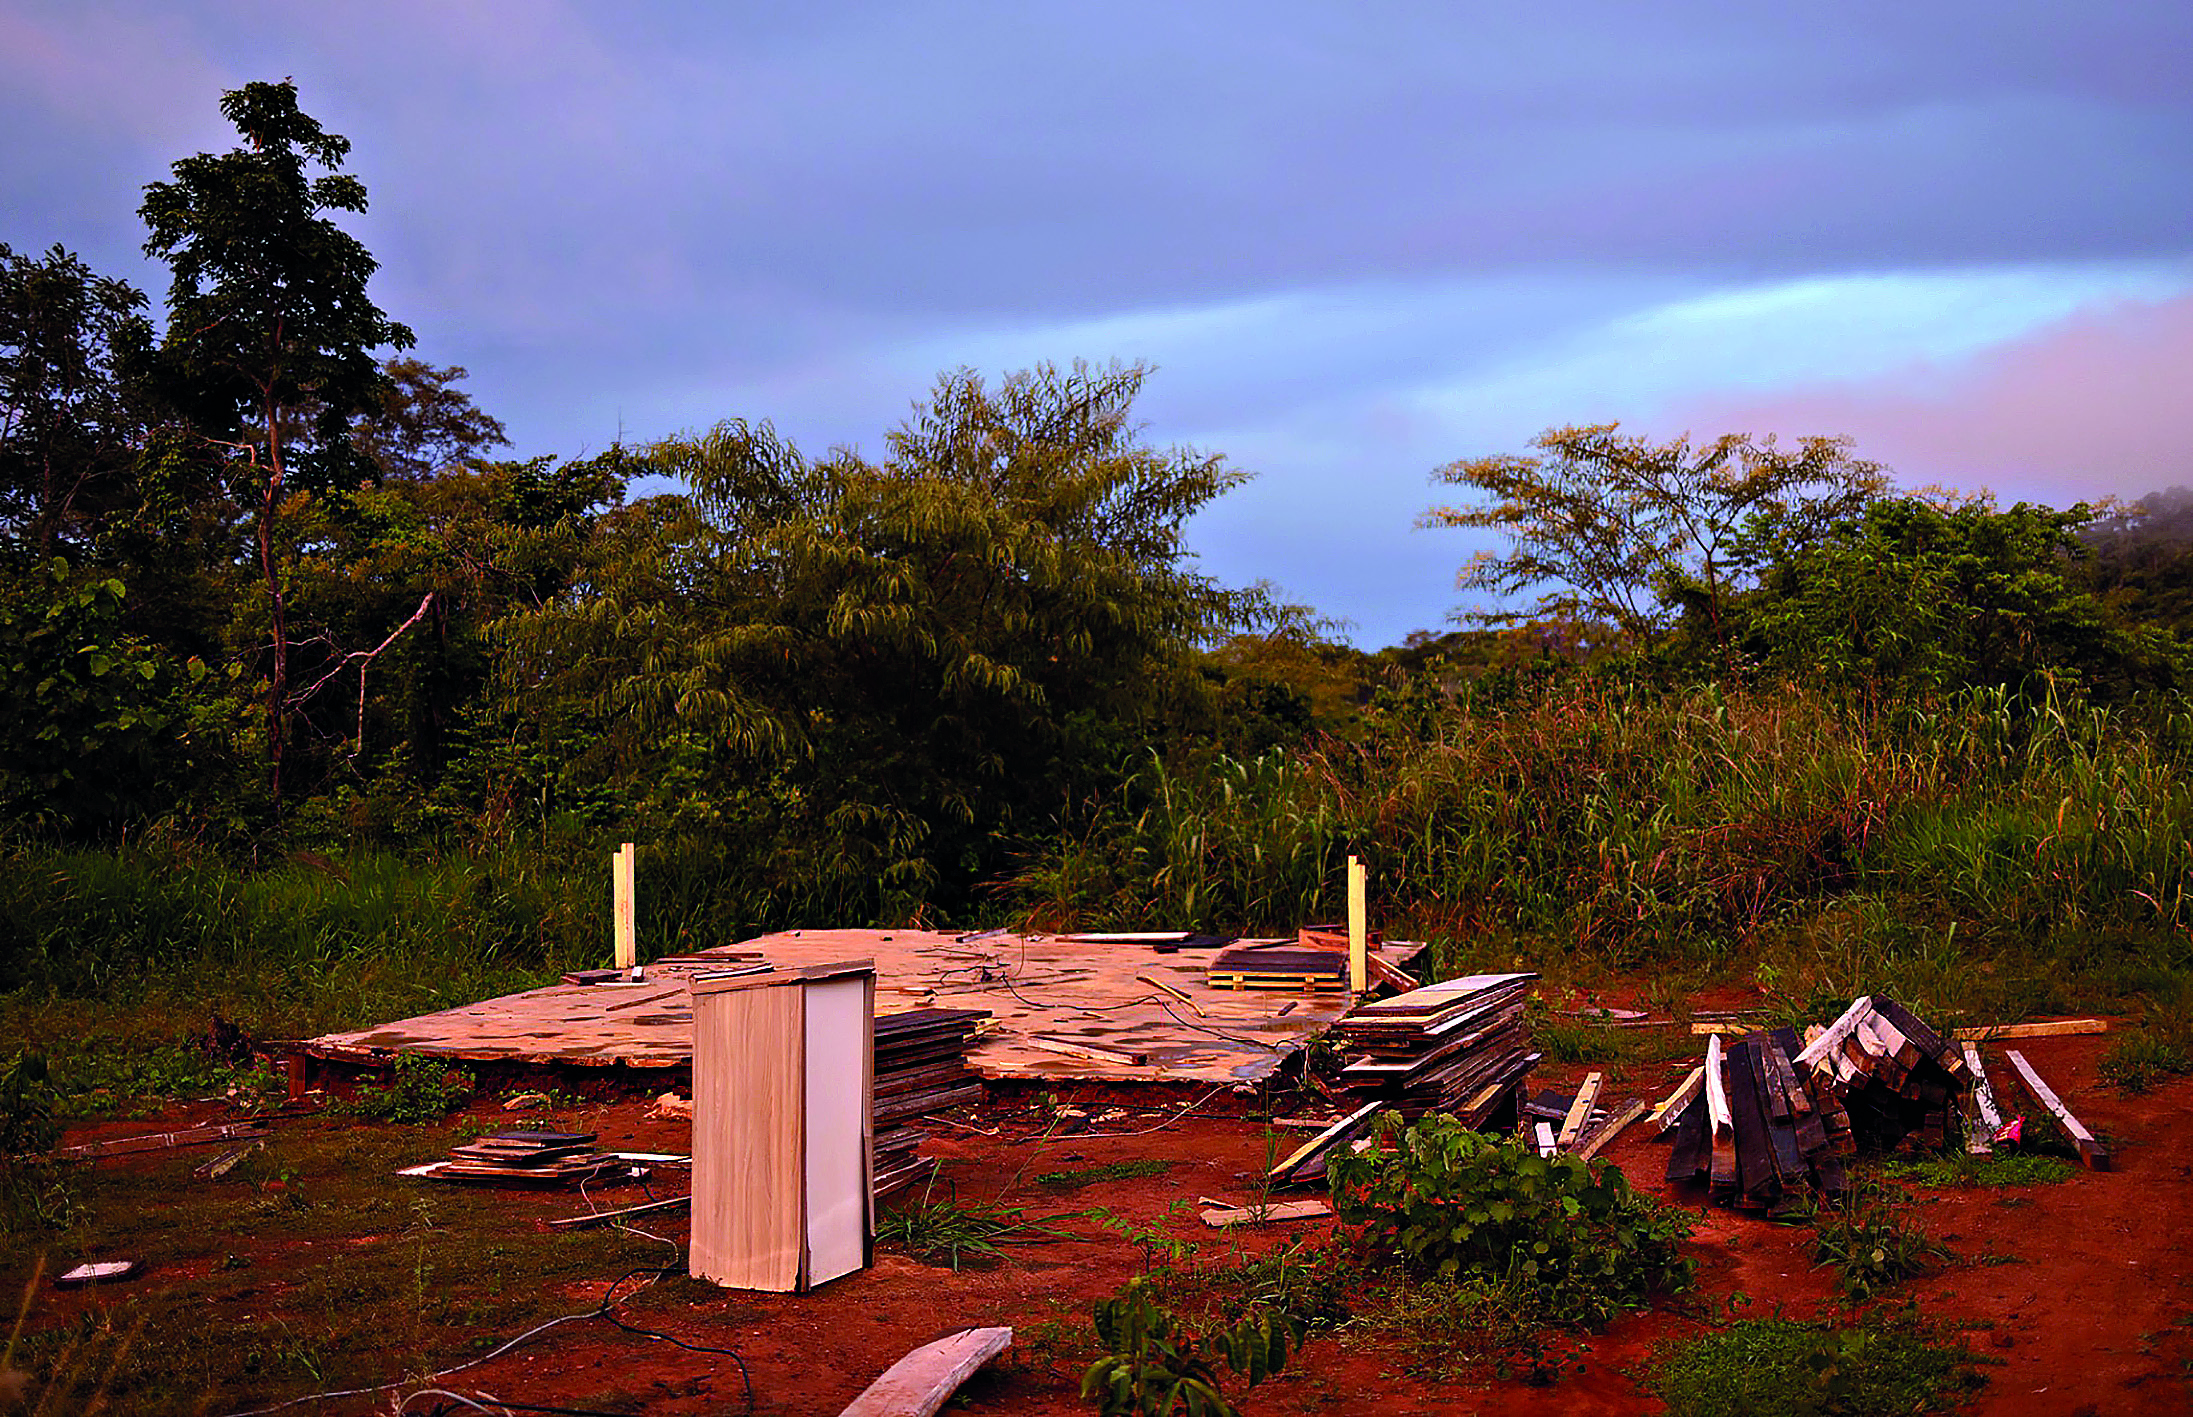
[1326,1112,1693,1326]
[1790,1182,1950,1302]
[1082,1277,1295,1417]
[339,1053,470,1124]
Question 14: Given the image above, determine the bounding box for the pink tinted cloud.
[1669,292,2193,504]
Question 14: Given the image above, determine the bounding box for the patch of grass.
[875,1183,1073,1271]
[1650,1309,1986,1417]
[1877,1151,2076,1188]
[1347,1272,1583,1385]
[2101,1030,2193,1093]
[1035,1159,1173,1192]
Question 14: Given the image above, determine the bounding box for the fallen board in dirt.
[547,1193,695,1231]
[1952,1018,2111,1041]
[299,928,1425,1086]
[2004,1049,2110,1170]
[50,1120,268,1162]
[1198,1198,1332,1227]
[840,1326,1013,1417]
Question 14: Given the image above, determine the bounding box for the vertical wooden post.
[613,842,637,971]
[1346,854,1368,994]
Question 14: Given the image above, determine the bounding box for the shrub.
[1326,1111,1693,1326]
[340,1053,471,1124]
[1790,1181,1950,1302]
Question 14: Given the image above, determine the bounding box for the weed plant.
[1082,1277,1295,1417]
[873,1184,1073,1270]
[1785,1181,1951,1302]
[336,1054,472,1124]
[1877,1151,2075,1188]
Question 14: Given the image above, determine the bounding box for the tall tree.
[1425,424,1887,666]
[0,243,152,556]
[140,79,415,806]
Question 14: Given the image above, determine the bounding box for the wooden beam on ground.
[1651,1066,1705,1132]
[1952,1018,2110,1041]
[1534,1120,1557,1158]
[1197,1198,1331,1228]
[1795,997,1875,1072]
[1961,1042,2002,1155]
[547,1193,694,1231]
[1555,1071,1603,1151]
[50,1120,267,1163]
[2004,1050,2110,1170]
[840,1326,1014,1417]
[1573,1098,1650,1162]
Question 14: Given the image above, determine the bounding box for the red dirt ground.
[48,1030,2193,1415]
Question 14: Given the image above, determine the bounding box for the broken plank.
[841,1326,1014,1417]
[1650,1066,1705,1132]
[1534,1120,1558,1158]
[1021,1036,1151,1067]
[547,1193,695,1231]
[1961,1043,2002,1155]
[1267,1100,1385,1185]
[1952,1018,2110,1041]
[1556,1071,1603,1151]
[2003,1050,2110,1170]
[1572,1098,1649,1162]
[1198,1198,1332,1228]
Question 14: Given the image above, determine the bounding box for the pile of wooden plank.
[1664,994,1970,1208]
[1264,972,1539,1187]
[440,1130,623,1184]
[1324,972,1538,1121]
[872,1007,991,1200]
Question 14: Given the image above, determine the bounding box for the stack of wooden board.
[1665,1028,1840,1209]
[872,1007,991,1200]
[441,1131,621,1185]
[1325,973,1539,1121]
[1795,995,1968,1154]
[1206,942,1347,992]
[1664,995,1970,1208]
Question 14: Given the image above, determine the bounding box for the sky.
[5,2,2190,646]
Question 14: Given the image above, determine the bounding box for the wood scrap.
[1652,1066,1704,1132]
[1556,1072,1603,1151]
[1960,1043,2001,1155]
[1571,1098,1649,1162]
[840,1326,1013,1417]
[1952,1018,2110,1041]
[1197,1198,1331,1228]
[1266,1099,1385,1186]
[547,1193,694,1231]
[51,1120,267,1163]
[2003,1049,2109,1170]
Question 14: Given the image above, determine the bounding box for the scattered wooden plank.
[55,1260,140,1288]
[1533,1120,1557,1158]
[2004,1049,2109,1170]
[1135,974,1204,1016]
[1952,1019,2110,1041]
[1197,1198,1331,1228]
[548,1193,694,1231]
[1555,1071,1603,1151]
[840,1326,1014,1417]
[1267,1100,1385,1185]
[1650,1067,1705,1132]
[1795,997,1876,1071]
[1572,1098,1649,1162]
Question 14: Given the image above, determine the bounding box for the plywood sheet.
[302,928,1426,1086]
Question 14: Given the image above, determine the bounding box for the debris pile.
[440,1130,623,1185]
[1327,972,1539,1120]
[873,1007,991,1199]
[1265,972,1539,1186]
[1665,995,1971,1208]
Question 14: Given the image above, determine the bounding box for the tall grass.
[1010,678,2193,1016]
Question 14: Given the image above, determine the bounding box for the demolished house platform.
[298,928,1428,1085]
